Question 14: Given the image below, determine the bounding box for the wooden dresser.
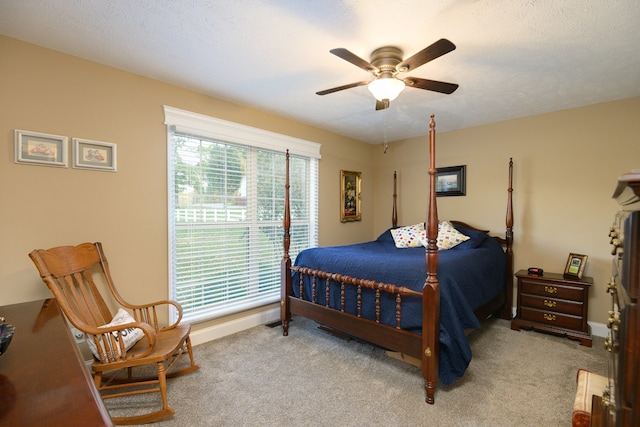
[591,170,640,426]
[511,269,593,346]
[0,299,113,426]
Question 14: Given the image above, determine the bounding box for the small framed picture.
[436,165,466,197]
[72,138,117,171]
[14,129,68,167]
[340,170,361,222]
[564,253,588,279]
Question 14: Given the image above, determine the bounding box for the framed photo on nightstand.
[564,253,588,279]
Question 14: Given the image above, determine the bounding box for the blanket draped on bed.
[291,226,506,385]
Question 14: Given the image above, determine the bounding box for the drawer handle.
[543,313,556,322]
[544,300,557,308]
[604,336,613,352]
[544,286,558,294]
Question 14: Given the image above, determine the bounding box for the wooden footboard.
[280,115,514,404]
[287,272,423,358]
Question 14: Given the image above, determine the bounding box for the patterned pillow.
[390,223,426,248]
[86,308,145,361]
[435,221,470,250]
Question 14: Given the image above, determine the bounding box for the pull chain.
[383,104,389,154]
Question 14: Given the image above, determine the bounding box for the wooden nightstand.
[511,269,593,346]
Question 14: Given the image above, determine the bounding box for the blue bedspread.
[292,226,506,385]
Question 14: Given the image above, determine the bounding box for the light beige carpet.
[107,316,607,426]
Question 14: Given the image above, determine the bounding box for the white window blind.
[164,106,319,323]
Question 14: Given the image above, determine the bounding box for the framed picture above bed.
[340,170,361,222]
[436,165,466,197]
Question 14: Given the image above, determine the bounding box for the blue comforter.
[292,226,506,385]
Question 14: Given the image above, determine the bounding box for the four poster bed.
[280,115,514,404]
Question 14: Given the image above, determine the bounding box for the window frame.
[164,106,320,323]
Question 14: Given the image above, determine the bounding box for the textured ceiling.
[1,0,639,144]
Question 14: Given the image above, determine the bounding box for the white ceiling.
[1,0,639,144]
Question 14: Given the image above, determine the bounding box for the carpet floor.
[106,316,608,426]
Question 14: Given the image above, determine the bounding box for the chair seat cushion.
[572,368,608,427]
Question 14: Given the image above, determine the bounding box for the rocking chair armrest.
[126,299,184,331]
[87,321,157,361]
[93,321,156,342]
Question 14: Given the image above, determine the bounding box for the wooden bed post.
[281,150,292,336]
[502,158,514,320]
[392,171,398,228]
[422,114,440,404]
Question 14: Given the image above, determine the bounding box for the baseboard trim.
[589,321,607,338]
[189,307,280,346]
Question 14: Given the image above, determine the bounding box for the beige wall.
[2,36,638,329]
[373,97,640,324]
[0,37,374,330]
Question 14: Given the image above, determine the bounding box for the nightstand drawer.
[520,294,584,316]
[519,307,583,331]
[520,279,584,301]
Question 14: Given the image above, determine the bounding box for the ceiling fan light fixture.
[368,77,405,101]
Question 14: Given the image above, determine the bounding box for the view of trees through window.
[170,133,315,322]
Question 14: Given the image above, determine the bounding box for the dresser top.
[515,269,594,285]
[0,299,113,426]
[613,169,640,206]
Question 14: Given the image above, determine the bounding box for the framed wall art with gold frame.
[340,170,361,222]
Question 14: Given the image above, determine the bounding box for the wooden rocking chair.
[29,242,199,425]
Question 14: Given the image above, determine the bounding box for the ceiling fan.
[316,38,459,110]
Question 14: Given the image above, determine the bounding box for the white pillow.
[86,308,145,361]
[390,223,426,248]
[435,221,470,250]
[418,221,470,250]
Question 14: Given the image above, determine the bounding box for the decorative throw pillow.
[86,308,145,361]
[390,223,426,248]
[572,368,608,427]
[435,220,470,250]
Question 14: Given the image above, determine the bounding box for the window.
[164,106,320,323]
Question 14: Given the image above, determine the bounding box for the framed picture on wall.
[14,129,68,168]
[340,170,361,222]
[435,165,466,197]
[72,138,117,172]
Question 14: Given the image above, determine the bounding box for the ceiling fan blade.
[403,77,459,94]
[330,48,377,73]
[316,81,369,96]
[375,99,390,110]
[397,39,456,72]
